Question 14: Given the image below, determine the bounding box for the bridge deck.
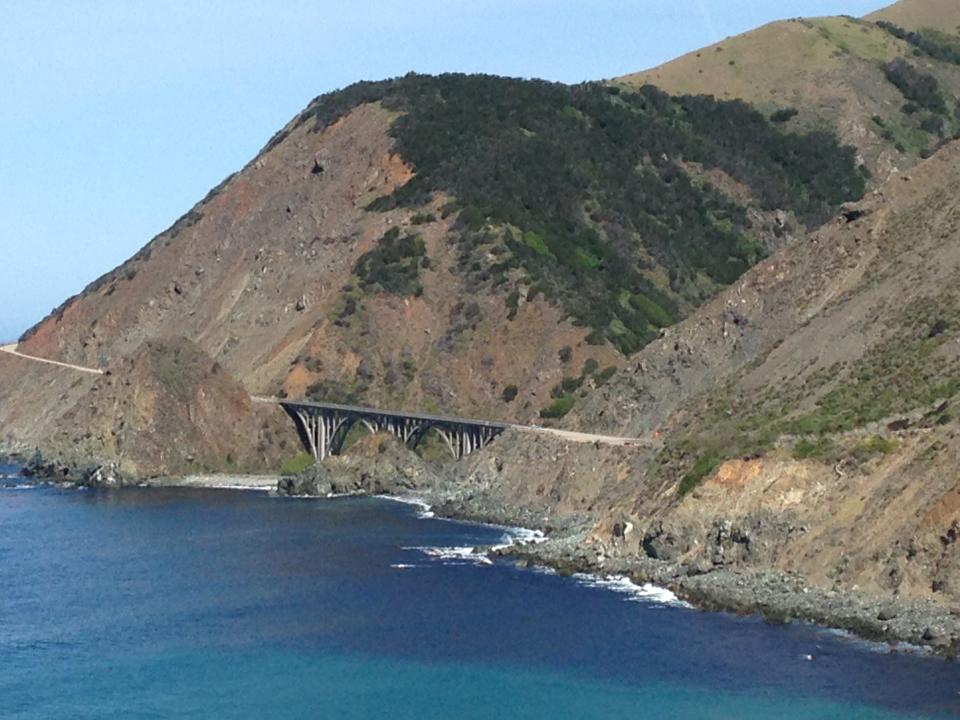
[279,399,509,429]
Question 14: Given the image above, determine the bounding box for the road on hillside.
[254,396,651,449]
[0,343,103,375]
[0,350,648,449]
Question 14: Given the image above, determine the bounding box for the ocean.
[1,461,958,719]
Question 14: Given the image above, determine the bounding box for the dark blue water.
[2,462,959,719]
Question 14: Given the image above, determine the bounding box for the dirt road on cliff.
[0,343,103,375]
[0,345,647,450]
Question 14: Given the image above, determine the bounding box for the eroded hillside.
[530,139,960,603]
[2,73,865,459]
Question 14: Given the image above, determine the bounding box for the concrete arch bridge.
[280,400,507,461]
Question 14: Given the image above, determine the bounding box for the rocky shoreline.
[14,441,960,659]
[394,485,960,658]
[270,440,960,658]
[488,533,960,658]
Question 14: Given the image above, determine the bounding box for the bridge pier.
[283,401,506,463]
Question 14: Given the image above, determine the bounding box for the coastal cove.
[3,462,960,719]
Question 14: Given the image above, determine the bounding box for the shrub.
[353,228,428,295]
[440,201,460,218]
[280,453,315,476]
[501,384,519,402]
[559,376,582,394]
[850,436,898,464]
[411,212,436,224]
[559,345,573,363]
[883,59,947,115]
[596,366,617,386]
[678,453,723,497]
[540,396,575,418]
[792,437,837,461]
[458,206,486,230]
[306,379,359,404]
[770,107,798,123]
[877,21,960,67]
[506,288,521,319]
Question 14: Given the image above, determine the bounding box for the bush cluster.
[298,73,865,354]
[883,59,947,115]
[353,227,429,296]
[877,21,960,66]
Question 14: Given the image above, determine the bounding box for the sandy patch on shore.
[144,474,278,490]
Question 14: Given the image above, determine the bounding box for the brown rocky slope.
[22,338,293,479]
[446,138,960,624]
[5,100,618,440]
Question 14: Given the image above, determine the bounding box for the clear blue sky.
[0,0,889,341]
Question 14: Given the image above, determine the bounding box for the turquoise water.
[1,463,958,718]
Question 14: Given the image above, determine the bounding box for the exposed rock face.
[276,433,439,497]
[2,101,619,439]
[33,337,295,479]
[554,141,960,606]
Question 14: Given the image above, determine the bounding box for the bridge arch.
[406,421,459,460]
[327,415,380,456]
[281,400,507,463]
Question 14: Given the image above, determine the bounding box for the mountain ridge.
[620,0,960,184]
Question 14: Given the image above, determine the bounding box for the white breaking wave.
[205,484,272,492]
[572,573,690,608]
[390,563,418,569]
[491,527,545,551]
[380,494,435,518]
[402,545,493,566]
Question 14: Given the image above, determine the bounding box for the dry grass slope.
[867,0,960,30]
[619,0,960,183]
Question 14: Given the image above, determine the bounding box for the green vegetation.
[305,378,361,404]
[770,107,799,123]
[296,74,865,354]
[596,366,617,386]
[542,356,612,417]
[792,436,837,460]
[850,435,899,464]
[540,395,575,419]
[883,59,947,115]
[501,384,518,402]
[280,452,315,476]
[668,297,960,497]
[784,341,960,436]
[877,21,960,67]
[353,227,429,296]
[878,57,959,152]
[678,453,723,497]
[410,212,436,224]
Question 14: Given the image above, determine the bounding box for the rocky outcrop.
[20,449,126,487]
[503,538,960,655]
[34,337,297,479]
[276,433,439,497]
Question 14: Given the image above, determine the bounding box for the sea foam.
[401,545,494,566]
[572,573,690,608]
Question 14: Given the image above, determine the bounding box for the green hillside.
[278,74,865,353]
